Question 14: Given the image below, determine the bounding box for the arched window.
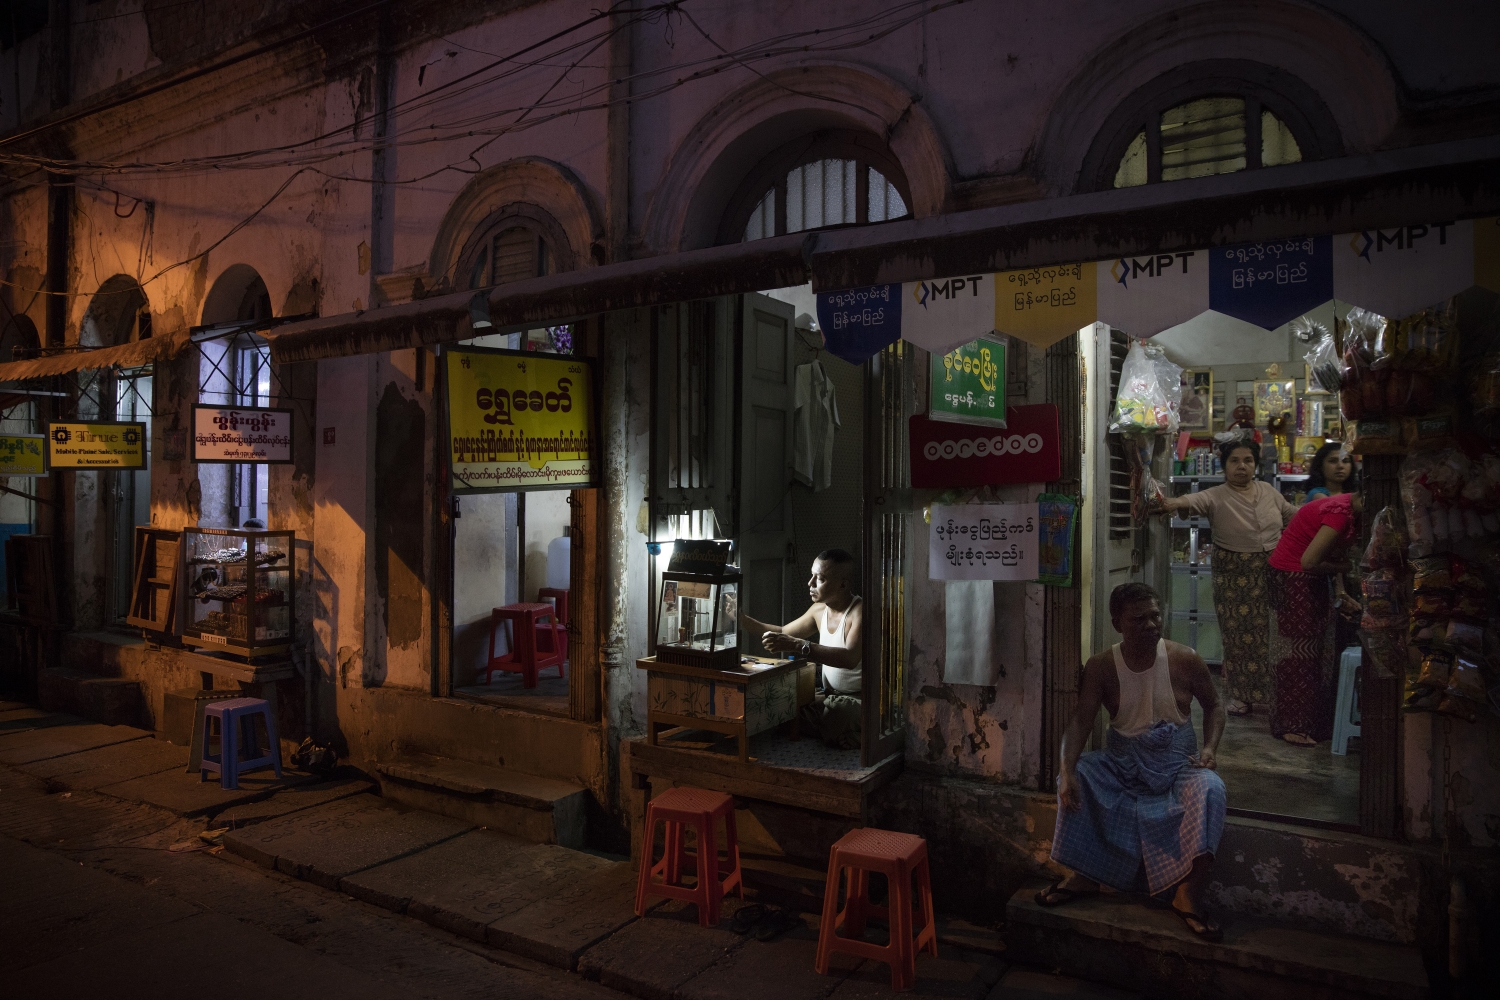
[727,130,911,243]
[1080,63,1339,193]
[1112,96,1303,188]
[457,206,574,291]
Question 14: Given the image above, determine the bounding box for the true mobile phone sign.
[47,422,147,469]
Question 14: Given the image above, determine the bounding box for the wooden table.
[636,654,814,761]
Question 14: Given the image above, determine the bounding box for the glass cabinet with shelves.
[181,527,295,658]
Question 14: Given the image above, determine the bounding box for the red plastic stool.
[815,828,937,992]
[485,603,564,687]
[634,786,744,927]
[536,587,570,663]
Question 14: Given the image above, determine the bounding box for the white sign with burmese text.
[928,502,1038,581]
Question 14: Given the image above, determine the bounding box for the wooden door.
[736,294,797,654]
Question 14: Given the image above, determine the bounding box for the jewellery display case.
[181,527,294,658]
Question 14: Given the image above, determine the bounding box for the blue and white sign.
[1333,221,1473,320]
[815,284,901,364]
[1208,236,1333,330]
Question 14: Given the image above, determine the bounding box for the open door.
[737,294,797,654]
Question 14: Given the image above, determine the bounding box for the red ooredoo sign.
[909,404,1061,488]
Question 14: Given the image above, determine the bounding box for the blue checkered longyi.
[1050,720,1226,896]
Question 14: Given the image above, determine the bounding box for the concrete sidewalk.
[0,703,1132,1000]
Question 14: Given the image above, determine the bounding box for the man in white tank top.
[1041,583,1228,941]
[740,549,863,749]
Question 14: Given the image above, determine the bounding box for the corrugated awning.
[0,328,188,381]
[263,136,1500,365]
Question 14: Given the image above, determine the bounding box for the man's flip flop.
[1034,879,1099,907]
[1170,904,1223,942]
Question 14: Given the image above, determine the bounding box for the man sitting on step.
[1039,582,1228,941]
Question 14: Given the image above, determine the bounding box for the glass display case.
[181,527,294,658]
[655,539,740,671]
[1166,475,1220,666]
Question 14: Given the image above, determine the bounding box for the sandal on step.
[1282,732,1318,747]
[730,903,766,935]
[1227,701,1252,717]
[1034,879,1099,907]
[1170,904,1223,942]
[753,906,797,941]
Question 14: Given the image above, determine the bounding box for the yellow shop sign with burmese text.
[445,347,596,493]
[47,422,148,469]
[1,433,48,476]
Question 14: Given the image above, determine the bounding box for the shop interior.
[1128,287,1500,827]
[642,286,879,778]
[1131,301,1361,826]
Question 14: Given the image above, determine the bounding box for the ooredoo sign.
[908,403,1060,489]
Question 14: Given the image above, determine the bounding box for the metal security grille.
[1040,333,1083,791]
[1106,328,1132,540]
[863,340,911,765]
[651,300,730,525]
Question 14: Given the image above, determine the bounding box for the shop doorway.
[448,328,577,716]
[645,288,900,775]
[1084,307,1359,827]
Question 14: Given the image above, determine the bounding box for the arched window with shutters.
[456,206,575,290]
[1079,63,1340,193]
[725,130,912,243]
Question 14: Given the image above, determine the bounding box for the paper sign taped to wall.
[928,502,1038,581]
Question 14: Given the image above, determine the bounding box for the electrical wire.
[0,1,969,301]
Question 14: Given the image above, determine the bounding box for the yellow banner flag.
[993,261,1098,349]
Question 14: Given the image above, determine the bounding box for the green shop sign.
[929,335,1007,427]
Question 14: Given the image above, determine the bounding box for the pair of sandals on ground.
[729,902,799,941]
[1035,874,1223,943]
[1227,698,1318,747]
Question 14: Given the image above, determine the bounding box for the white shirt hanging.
[793,360,840,492]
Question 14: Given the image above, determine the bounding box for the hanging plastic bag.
[1296,317,1341,393]
[1143,342,1184,436]
[1108,340,1172,435]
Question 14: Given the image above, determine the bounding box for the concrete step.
[37,667,143,728]
[1005,887,1430,1000]
[374,752,587,849]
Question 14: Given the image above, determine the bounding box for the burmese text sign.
[928,502,1039,581]
[47,422,147,469]
[929,335,1007,426]
[192,406,293,464]
[0,434,47,476]
[446,347,596,493]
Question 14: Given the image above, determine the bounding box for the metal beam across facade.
[266,136,1500,365]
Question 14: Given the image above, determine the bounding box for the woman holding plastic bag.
[1158,437,1296,716]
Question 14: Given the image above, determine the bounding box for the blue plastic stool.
[201,697,283,789]
[1331,646,1362,756]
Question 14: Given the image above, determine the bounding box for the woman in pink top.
[1266,491,1363,746]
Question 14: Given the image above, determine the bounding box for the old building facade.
[3,0,1499,982]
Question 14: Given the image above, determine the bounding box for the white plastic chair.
[1332,646,1362,756]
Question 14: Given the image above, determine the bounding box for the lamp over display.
[655,539,740,671]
